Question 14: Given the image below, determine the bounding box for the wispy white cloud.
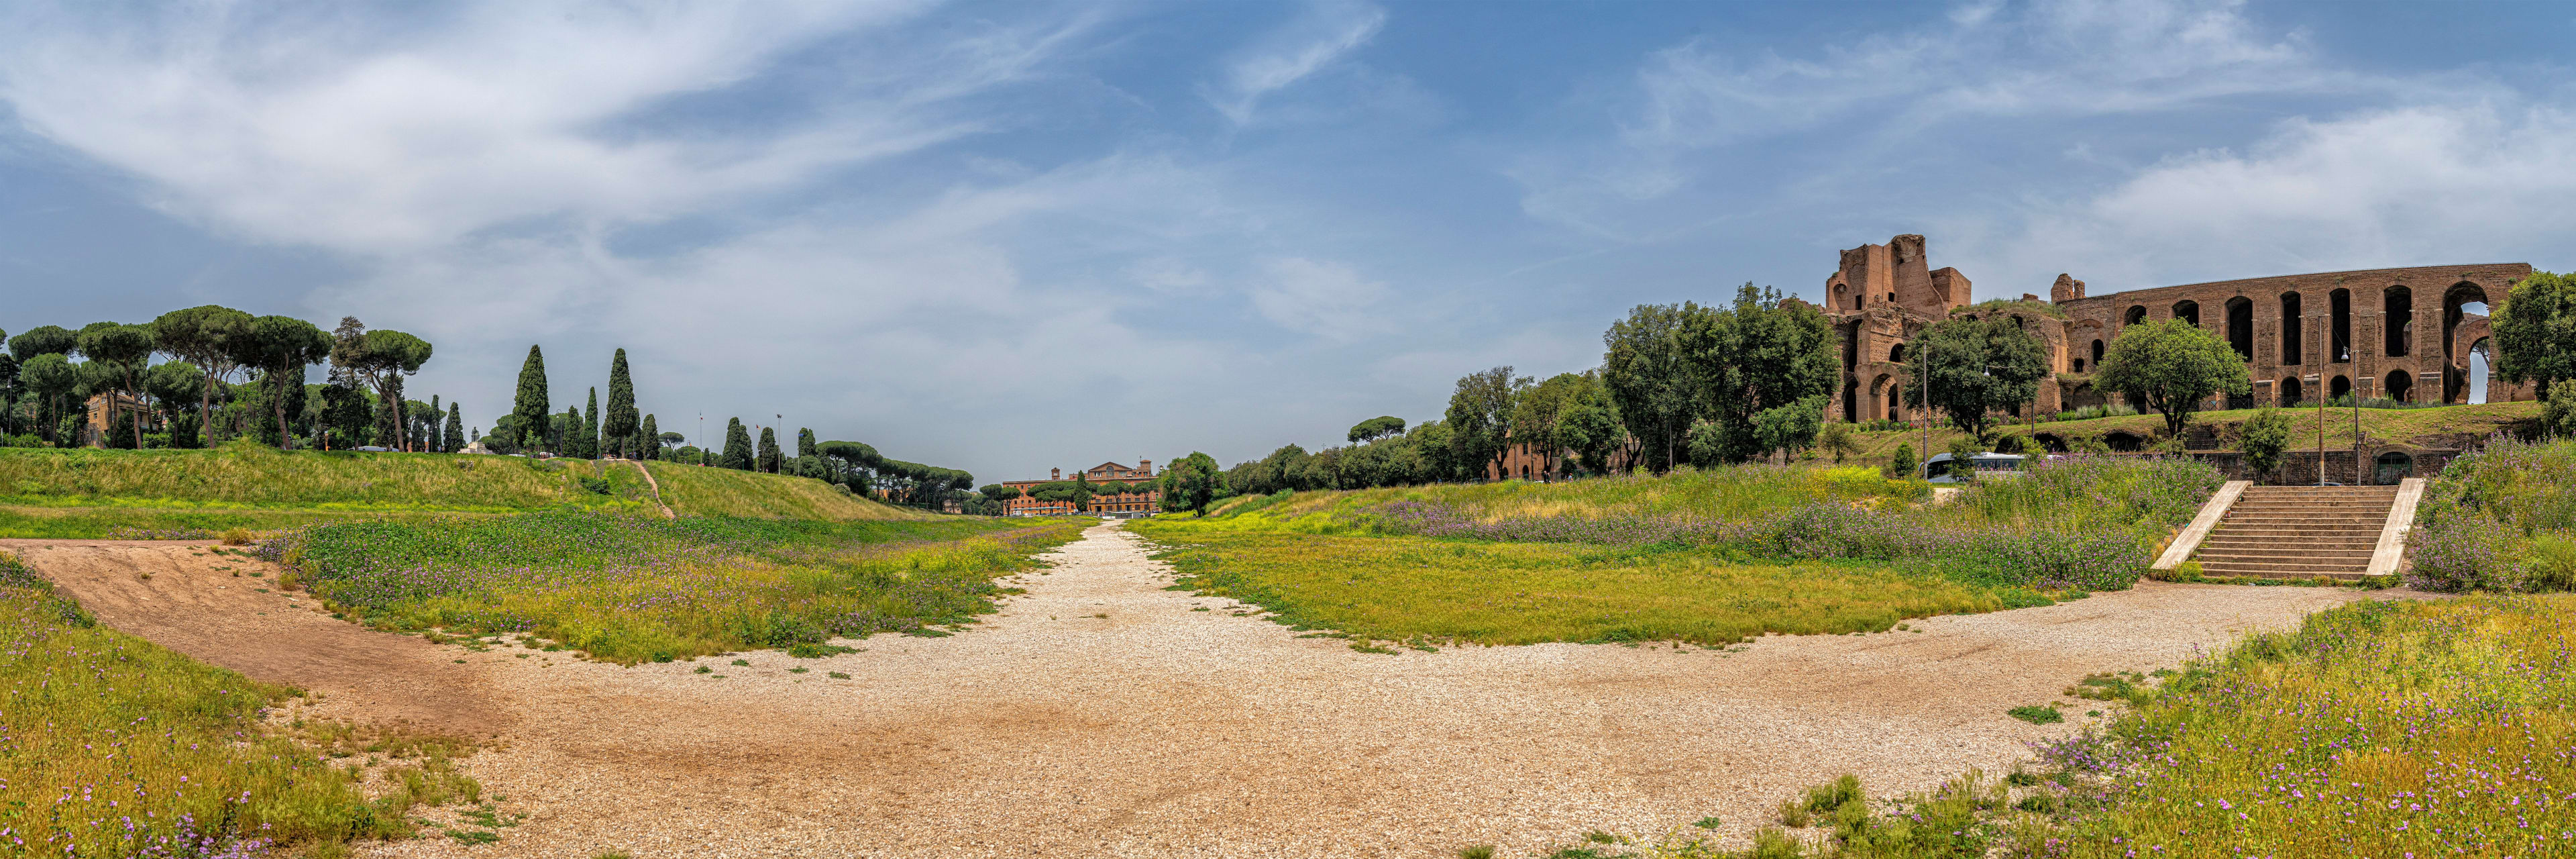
[0,0,1087,253]
[1248,256,1389,340]
[1964,101,2576,292]
[1202,0,1386,125]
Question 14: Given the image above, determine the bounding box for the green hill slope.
[0,442,927,537]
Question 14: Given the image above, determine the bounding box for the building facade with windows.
[1002,460,1161,516]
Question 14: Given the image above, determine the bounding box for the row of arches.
[2108,281,2495,404]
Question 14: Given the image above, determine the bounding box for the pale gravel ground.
[299,520,2394,859]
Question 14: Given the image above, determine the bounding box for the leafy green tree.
[445,403,465,453]
[2096,319,2252,439]
[320,381,372,449]
[1158,452,1222,515]
[9,326,76,364]
[74,321,154,449]
[328,318,433,451]
[513,345,551,452]
[150,305,254,448]
[244,315,330,450]
[1886,441,1919,481]
[2492,271,2576,401]
[1603,303,1701,472]
[2543,381,2576,438]
[582,387,602,459]
[1346,416,1407,444]
[1512,372,1595,478]
[1559,376,1623,476]
[2240,405,2295,481]
[19,354,75,446]
[1899,315,2051,441]
[757,426,781,473]
[721,418,753,470]
[603,348,637,458]
[796,427,816,461]
[144,361,205,447]
[1818,421,1860,464]
[1681,285,1840,464]
[639,414,659,460]
[1446,366,1529,481]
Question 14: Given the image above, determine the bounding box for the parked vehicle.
[1922,452,2057,483]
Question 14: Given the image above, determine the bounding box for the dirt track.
[17,524,2394,858]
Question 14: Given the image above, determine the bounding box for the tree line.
[491,346,973,511]
[0,307,451,452]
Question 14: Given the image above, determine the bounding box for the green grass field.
[1132,459,2214,646]
[0,552,478,856]
[278,511,1085,662]
[0,443,926,538]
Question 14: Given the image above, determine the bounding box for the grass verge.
[272,511,1085,663]
[0,551,467,856]
[1540,595,2576,857]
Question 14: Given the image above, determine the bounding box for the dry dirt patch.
[18,525,2391,858]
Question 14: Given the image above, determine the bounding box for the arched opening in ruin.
[2172,300,2200,327]
[2279,376,2303,406]
[2444,283,2491,404]
[1887,383,1904,421]
[2125,305,2146,326]
[2329,289,2353,362]
[1841,322,1860,368]
[1888,344,1904,364]
[1870,374,1894,421]
[2090,338,2104,367]
[2104,431,2145,452]
[2224,297,2254,361]
[1842,377,1859,422]
[2329,374,2352,401]
[2278,292,2302,365]
[2383,286,2413,357]
[2384,369,2412,403]
[2031,432,2068,453]
[2468,338,2493,404]
[2373,451,2414,485]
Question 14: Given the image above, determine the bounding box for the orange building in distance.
[1001,460,1161,517]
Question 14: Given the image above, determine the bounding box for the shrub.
[1886,442,1918,480]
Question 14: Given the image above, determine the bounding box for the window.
[2125,306,2147,326]
[2330,290,2352,362]
[2090,339,2104,366]
[2383,286,2412,357]
[2224,297,2253,361]
[2172,300,2200,327]
[2279,293,2302,365]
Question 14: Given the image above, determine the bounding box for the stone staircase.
[2193,485,2403,580]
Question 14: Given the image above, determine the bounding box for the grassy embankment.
[0,442,924,538]
[1130,457,2219,649]
[1839,400,2536,464]
[1536,594,2576,859]
[0,552,483,858]
[272,511,1085,663]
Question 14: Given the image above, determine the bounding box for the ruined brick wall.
[2052,263,2531,408]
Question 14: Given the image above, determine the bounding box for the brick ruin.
[1823,235,2530,427]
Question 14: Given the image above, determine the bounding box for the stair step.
[2202,539,2379,550]
[2198,559,2375,574]
[2200,550,2377,562]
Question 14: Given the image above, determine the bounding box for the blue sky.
[3,1,2571,481]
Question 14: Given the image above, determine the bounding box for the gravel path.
[23,523,2393,858]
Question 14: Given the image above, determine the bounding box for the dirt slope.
[15,525,2397,858]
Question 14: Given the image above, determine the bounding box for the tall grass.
[0,552,425,856]
[274,511,1083,662]
[640,462,923,520]
[2410,436,2576,592]
[0,442,648,513]
[2025,595,2576,858]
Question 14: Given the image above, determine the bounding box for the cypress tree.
[513,345,549,452]
[444,403,464,453]
[639,413,659,461]
[721,417,753,470]
[557,406,577,455]
[757,427,781,473]
[604,348,637,458]
[581,388,600,458]
[796,427,816,459]
[427,395,442,452]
